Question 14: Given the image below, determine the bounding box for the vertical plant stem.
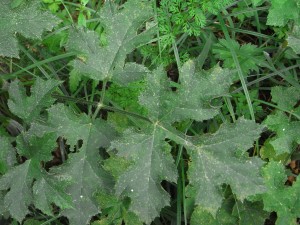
[92,79,108,120]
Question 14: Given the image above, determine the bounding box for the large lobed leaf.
[180,118,265,216]
[30,104,116,225]
[66,0,154,81]
[0,0,60,58]
[111,60,265,223]
[0,133,72,222]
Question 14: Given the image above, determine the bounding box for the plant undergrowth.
[0,0,300,224]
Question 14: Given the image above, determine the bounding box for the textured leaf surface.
[111,59,265,222]
[0,137,16,174]
[110,127,177,224]
[0,133,72,222]
[0,0,60,58]
[66,0,154,81]
[31,104,116,225]
[271,86,300,111]
[95,192,142,225]
[30,103,92,147]
[232,201,268,225]
[139,61,232,123]
[173,61,232,122]
[8,78,61,124]
[33,173,72,216]
[262,161,300,225]
[267,0,300,26]
[184,119,265,216]
[112,63,150,86]
[287,25,300,54]
[190,198,237,225]
[264,112,300,155]
[264,86,300,155]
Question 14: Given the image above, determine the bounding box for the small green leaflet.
[66,0,155,81]
[213,39,264,76]
[262,161,300,225]
[8,78,61,124]
[0,133,72,222]
[0,0,60,58]
[30,104,116,225]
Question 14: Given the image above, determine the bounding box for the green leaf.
[8,78,61,124]
[286,25,300,54]
[263,86,300,155]
[260,139,289,162]
[185,118,265,216]
[0,161,32,222]
[267,0,300,27]
[271,86,300,111]
[78,11,86,27]
[69,70,82,93]
[30,103,96,147]
[190,199,237,225]
[23,219,44,225]
[262,161,300,225]
[139,61,232,123]
[10,0,25,8]
[33,172,73,216]
[264,112,300,155]
[252,0,265,6]
[0,137,16,174]
[95,192,142,225]
[110,59,265,222]
[232,200,269,225]
[31,104,116,225]
[110,127,177,224]
[213,39,264,76]
[0,0,60,58]
[112,63,150,86]
[0,133,72,222]
[66,0,154,81]
[172,61,232,122]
